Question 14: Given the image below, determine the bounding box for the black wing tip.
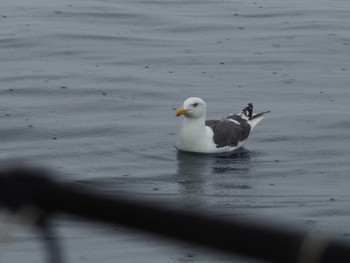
[241,103,253,119]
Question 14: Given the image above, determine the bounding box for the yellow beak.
[176,107,188,117]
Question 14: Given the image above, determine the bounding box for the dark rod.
[0,168,349,263]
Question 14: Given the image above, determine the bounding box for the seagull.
[175,97,269,153]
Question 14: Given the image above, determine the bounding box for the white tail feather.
[249,111,270,130]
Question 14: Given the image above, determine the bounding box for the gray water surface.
[1,0,350,262]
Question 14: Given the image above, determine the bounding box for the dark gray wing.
[205,120,220,130]
[206,115,251,148]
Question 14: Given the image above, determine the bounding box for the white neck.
[182,115,206,130]
[176,115,216,153]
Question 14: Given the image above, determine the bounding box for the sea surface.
[1,0,350,262]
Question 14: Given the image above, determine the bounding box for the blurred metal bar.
[0,167,350,263]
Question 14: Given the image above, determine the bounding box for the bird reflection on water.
[175,149,255,205]
[213,149,253,175]
[176,148,254,177]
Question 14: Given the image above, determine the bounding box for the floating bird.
[175,97,269,153]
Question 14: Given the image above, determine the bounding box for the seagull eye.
[192,103,198,107]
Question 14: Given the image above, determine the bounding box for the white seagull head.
[176,97,206,119]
